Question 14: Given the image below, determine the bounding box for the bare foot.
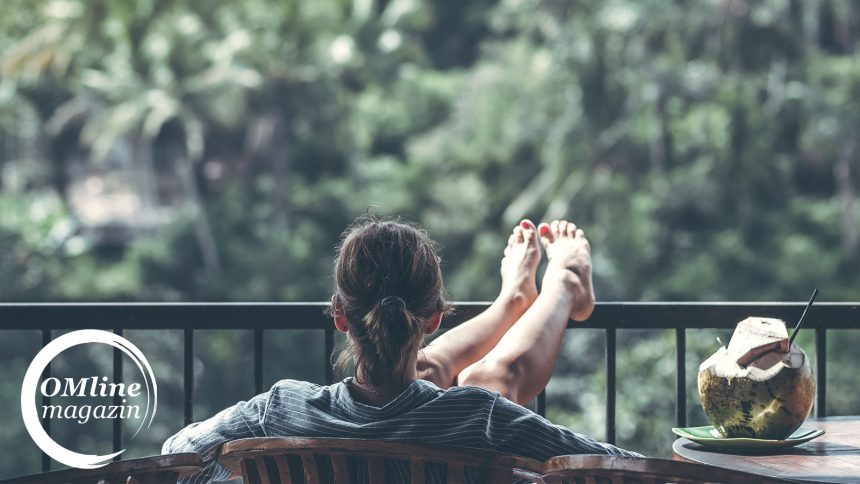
[538,220,595,321]
[499,220,541,310]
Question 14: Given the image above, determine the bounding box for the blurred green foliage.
[1,0,859,475]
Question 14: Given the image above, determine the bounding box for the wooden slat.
[138,470,178,484]
[149,471,174,484]
[367,456,385,484]
[301,454,320,484]
[240,460,253,484]
[411,459,426,484]
[255,456,272,484]
[330,454,350,483]
[274,455,293,484]
[447,462,465,484]
[487,465,510,483]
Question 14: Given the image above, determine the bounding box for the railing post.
[325,328,334,385]
[815,328,827,418]
[184,329,194,425]
[113,329,123,461]
[40,329,52,472]
[254,329,264,394]
[537,390,547,417]
[605,328,616,445]
[675,328,686,428]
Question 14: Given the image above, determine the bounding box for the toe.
[567,222,577,238]
[514,226,525,244]
[550,220,560,238]
[507,232,518,247]
[520,219,538,246]
[558,220,568,237]
[576,229,591,252]
[538,222,553,246]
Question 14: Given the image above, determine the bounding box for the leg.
[417,220,541,388]
[457,220,595,405]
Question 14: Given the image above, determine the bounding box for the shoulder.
[267,379,334,402]
[270,378,324,393]
[261,379,337,422]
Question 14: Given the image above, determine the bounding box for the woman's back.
[162,377,637,483]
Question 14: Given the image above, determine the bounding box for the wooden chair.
[0,453,203,484]
[218,437,545,484]
[541,455,793,484]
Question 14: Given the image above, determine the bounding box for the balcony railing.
[2,301,858,471]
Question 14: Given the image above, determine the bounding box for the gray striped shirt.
[162,378,640,483]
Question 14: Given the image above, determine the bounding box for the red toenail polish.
[539,226,549,235]
[520,221,530,229]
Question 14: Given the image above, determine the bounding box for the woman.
[163,217,639,483]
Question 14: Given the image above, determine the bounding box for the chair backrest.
[0,453,203,484]
[542,455,792,484]
[218,437,545,484]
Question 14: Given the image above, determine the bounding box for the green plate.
[672,426,824,450]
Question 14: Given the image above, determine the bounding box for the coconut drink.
[698,317,815,439]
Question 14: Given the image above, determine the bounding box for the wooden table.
[673,416,860,483]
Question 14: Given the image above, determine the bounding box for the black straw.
[789,288,818,346]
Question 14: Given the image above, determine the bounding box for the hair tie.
[379,296,406,310]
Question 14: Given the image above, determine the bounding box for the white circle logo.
[21,330,158,469]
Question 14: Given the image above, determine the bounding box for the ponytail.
[356,296,424,385]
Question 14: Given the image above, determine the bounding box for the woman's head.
[332,216,450,386]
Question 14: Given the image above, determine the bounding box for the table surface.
[673,416,860,483]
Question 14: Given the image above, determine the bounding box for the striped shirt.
[162,378,641,483]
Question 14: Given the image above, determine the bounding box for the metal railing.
[2,301,858,471]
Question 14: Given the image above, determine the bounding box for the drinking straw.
[789,288,818,346]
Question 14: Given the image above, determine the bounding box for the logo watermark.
[21,330,157,469]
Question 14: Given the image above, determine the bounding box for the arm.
[162,392,270,484]
[417,293,532,388]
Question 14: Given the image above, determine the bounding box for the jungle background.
[1,0,859,478]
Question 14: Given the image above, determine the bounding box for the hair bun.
[379,296,406,309]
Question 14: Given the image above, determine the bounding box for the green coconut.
[698,317,815,439]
